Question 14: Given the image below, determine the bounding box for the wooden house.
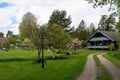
[86,30,118,50]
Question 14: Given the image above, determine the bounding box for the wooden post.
[94,40,96,50]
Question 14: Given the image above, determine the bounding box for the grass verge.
[104,51,120,68]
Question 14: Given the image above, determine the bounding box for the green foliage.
[19,12,37,39]
[77,20,86,32]
[85,0,120,23]
[85,0,117,9]
[2,35,19,49]
[81,40,87,48]
[98,13,116,31]
[104,51,120,68]
[3,40,10,49]
[0,32,4,37]
[116,32,120,49]
[46,23,71,48]
[5,35,20,48]
[18,12,42,60]
[108,44,115,51]
[73,20,91,41]
[89,23,96,34]
[49,9,72,32]
[7,37,16,45]
[75,20,86,40]
[6,30,13,38]
[116,22,120,32]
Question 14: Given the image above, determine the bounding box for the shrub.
[3,40,10,49]
[81,40,87,48]
[108,44,114,51]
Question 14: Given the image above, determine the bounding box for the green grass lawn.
[104,50,120,68]
[0,49,95,80]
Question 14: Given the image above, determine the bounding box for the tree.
[3,40,10,49]
[116,22,120,48]
[35,24,47,61]
[98,15,107,30]
[116,22,120,31]
[6,30,13,38]
[89,23,96,34]
[6,31,17,48]
[19,12,42,62]
[46,23,71,48]
[85,0,120,21]
[46,23,71,58]
[85,0,117,9]
[106,12,116,30]
[49,10,72,33]
[77,20,86,32]
[0,32,4,37]
[19,12,37,39]
[98,13,116,31]
[76,20,88,40]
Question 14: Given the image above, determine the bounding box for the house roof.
[87,30,118,42]
[102,31,118,41]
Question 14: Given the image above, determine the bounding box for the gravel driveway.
[97,54,120,80]
[76,54,97,80]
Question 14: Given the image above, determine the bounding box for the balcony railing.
[87,46,108,49]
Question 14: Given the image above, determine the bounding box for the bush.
[56,49,62,54]
[81,40,87,48]
[3,40,10,49]
[108,44,114,51]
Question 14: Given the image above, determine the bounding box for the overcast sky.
[0,0,116,35]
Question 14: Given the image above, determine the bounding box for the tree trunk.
[51,46,55,59]
[52,50,55,59]
[37,47,41,63]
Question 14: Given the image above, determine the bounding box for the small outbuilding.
[66,38,81,53]
[86,30,118,50]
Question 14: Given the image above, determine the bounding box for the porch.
[87,37,113,49]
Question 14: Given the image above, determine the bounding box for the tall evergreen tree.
[98,15,107,30]
[76,20,88,40]
[49,10,72,33]
[98,13,116,31]
[89,23,96,34]
[77,20,86,32]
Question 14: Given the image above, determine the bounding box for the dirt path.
[76,54,97,80]
[97,54,120,80]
